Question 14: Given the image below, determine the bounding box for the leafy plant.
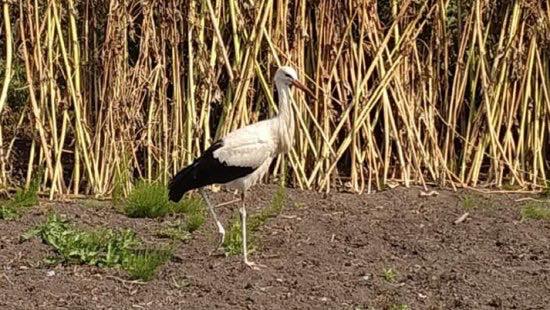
[0,206,18,220]
[23,214,172,281]
[223,219,246,256]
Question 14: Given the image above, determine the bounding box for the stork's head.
[274,66,298,85]
[274,66,314,97]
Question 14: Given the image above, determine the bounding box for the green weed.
[0,206,18,220]
[123,180,171,218]
[122,180,206,231]
[521,203,550,221]
[542,180,550,197]
[0,177,40,220]
[23,214,172,281]
[382,267,397,283]
[123,248,172,281]
[461,195,477,209]
[170,196,206,232]
[389,304,409,310]
[155,196,206,240]
[223,219,246,256]
[461,194,496,210]
[22,214,139,266]
[223,185,286,255]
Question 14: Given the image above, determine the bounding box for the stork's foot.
[244,260,266,270]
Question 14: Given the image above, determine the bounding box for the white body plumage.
[210,66,300,193]
[214,119,278,192]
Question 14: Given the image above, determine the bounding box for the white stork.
[168,66,312,269]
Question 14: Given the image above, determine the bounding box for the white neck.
[275,81,295,153]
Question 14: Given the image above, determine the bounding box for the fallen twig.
[280,215,298,219]
[420,190,439,197]
[454,212,469,224]
[514,197,548,203]
[105,275,146,285]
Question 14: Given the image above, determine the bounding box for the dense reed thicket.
[0,0,549,198]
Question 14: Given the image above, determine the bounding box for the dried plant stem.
[0,0,547,197]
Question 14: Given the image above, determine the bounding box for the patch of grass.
[185,209,205,232]
[461,194,496,210]
[0,205,18,220]
[123,248,172,281]
[223,185,286,255]
[521,203,550,221]
[0,177,40,220]
[122,181,206,231]
[23,213,172,281]
[382,267,397,283]
[223,219,246,256]
[123,180,172,218]
[461,195,477,209]
[249,184,285,231]
[171,196,206,232]
[389,304,409,310]
[542,180,550,197]
[155,197,206,241]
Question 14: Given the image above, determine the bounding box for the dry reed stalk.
[0,0,13,186]
[0,0,548,198]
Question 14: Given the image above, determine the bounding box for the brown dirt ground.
[1,185,549,309]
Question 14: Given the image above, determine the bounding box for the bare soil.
[1,185,549,309]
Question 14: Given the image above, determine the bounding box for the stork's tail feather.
[168,163,196,202]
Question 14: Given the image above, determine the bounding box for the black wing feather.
[168,140,256,202]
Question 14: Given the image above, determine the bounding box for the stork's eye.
[285,73,292,79]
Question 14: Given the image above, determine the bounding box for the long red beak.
[292,79,316,99]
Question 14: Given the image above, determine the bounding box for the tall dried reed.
[0,0,548,198]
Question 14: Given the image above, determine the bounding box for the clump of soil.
[1,185,549,309]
